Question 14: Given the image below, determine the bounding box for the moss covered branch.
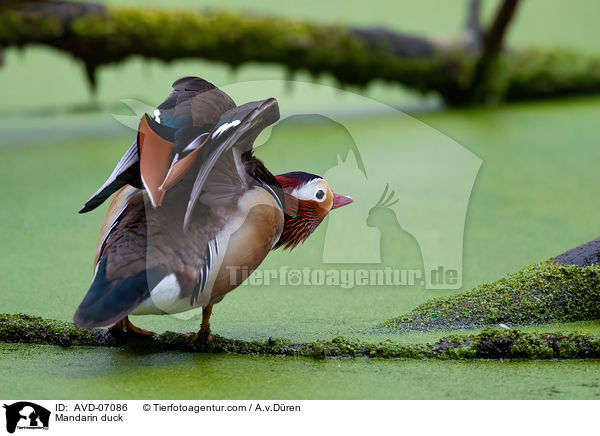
[2,3,600,104]
[386,239,600,331]
[0,3,449,93]
[1,313,599,360]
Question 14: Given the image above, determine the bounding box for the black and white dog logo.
[3,402,50,433]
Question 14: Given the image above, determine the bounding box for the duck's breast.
[208,185,284,304]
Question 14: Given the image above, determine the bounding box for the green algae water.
[2,98,600,339]
[1,343,599,399]
[1,97,600,398]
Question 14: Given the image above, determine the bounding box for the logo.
[3,402,50,434]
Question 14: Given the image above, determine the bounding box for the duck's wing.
[75,187,156,328]
[78,114,176,213]
[73,170,234,327]
[184,98,280,230]
[78,138,141,214]
[76,185,192,328]
[73,257,160,329]
[79,76,235,214]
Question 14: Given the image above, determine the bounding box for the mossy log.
[1,313,599,360]
[2,3,600,104]
[386,238,600,331]
[0,3,450,94]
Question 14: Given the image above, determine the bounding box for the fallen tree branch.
[2,3,600,104]
[0,3,448,94]
[1,313,599,360]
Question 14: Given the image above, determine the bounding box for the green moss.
[1,313,599,360]
[504,50,600,101]
[0,6,446,90]
[385,260,600,331]
[3,6,600,103]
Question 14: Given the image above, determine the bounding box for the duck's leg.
[192,305,213,344]
[108,316,155,336]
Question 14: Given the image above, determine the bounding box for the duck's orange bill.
[332,193,353,209]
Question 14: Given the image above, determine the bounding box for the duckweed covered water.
[2,343,600,399]
[2,99,600,397]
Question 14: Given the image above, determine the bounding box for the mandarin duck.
[74,76,352,343]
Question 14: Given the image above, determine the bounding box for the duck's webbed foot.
[108,316,155,336]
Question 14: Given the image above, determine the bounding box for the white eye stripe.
[291,179,328,202]
[212,119,241,139]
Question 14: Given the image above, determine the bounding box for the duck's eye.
[316,189,325,200]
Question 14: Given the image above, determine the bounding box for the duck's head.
[273,171,353,249]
